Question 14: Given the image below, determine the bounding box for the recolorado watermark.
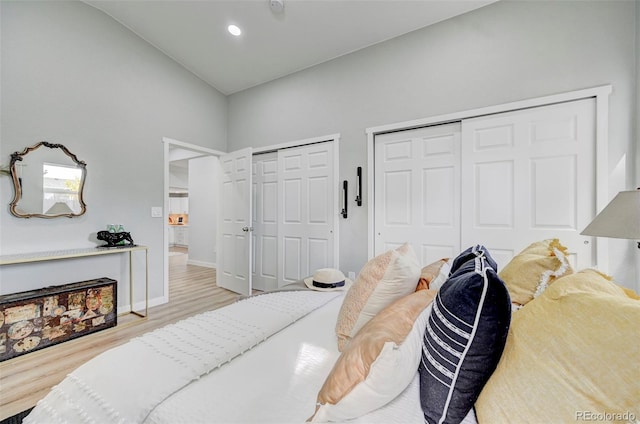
[576,411,637,422]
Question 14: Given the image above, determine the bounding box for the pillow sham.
[449,244,497,274]
[498,238,573,306]
[310,289,437,422]
[416,258,449,291]
[335,243,420,351]
[419,245,511,424]
[475,269,640,422]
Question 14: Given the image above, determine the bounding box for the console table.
[0,245,149,318]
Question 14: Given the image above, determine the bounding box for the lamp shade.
[580,190,640,239]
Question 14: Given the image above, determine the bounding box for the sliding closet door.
[278,143,336,286]
[374,123,461,264]
[460,98,596,269]
[252,152,278,291]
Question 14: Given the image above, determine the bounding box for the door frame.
[366,85,611,268]
[162,133,340,301]
[162,137,226,303]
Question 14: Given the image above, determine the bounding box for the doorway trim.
[162,137,226,304]
[365,85,611,268]
[161,133,340,301]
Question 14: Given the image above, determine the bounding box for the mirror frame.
[9,141,87,218]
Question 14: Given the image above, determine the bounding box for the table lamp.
[580,188,640,248]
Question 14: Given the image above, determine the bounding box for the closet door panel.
[308,238,329,273]
[383,170,412,225]
[278,143,335,286]
[532,156,577,228]
[283,236,302,282]
[374,123,461,265]
[461,98,595,270]
[252,152,278,291]
[422,167,455,226]
[308,176,329,223]
[473,160,514,228]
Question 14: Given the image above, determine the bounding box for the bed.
[24,240,640,424]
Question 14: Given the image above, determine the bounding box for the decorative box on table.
[0,277,117,362]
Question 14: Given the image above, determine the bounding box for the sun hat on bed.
[304,268,353,291]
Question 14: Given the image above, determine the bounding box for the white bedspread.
[24,290,341,424]
[143,293,477,424]
[25,289,479,424]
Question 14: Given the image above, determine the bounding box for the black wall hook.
[341,180,348,218]
[356,166,362,206]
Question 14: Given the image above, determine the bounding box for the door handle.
[242,226,253,232]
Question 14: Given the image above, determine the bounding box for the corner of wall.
[635,0,640,294]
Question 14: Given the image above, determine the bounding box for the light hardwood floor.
[0,253,240,420]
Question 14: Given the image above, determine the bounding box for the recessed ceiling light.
[269,0,284,14]
[228,25,242,37]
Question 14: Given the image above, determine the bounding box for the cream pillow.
[498,238,573,306]
[335,243,420,351]
[310,289,437,422]
[475,269,640,422]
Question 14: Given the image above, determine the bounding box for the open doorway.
[162,137,226,302]
[168,158,189,259]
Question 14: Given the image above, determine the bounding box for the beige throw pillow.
[335,243,420,351]
[498,238,573,306]
[310,289,437,422]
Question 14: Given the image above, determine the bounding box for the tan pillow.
[475,269,640,422]
[335,243,420,351]
[310,289,437,422]
[498,238,573,306]
[415,258,448,291]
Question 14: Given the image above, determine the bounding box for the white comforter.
[25,289,476,424]
[25,290,342,424]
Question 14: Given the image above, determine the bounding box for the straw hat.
[304,268,353,292]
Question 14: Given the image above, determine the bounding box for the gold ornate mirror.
[9,142,87,218]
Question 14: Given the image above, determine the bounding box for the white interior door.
[374,123,462,265]
[278,142,336,286]
[252,152,278,291]
[461,98,596,269]
[218,147,253,296]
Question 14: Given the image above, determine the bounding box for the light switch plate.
[151,206,163,218]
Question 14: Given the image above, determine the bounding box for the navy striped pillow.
[419,245,511,424]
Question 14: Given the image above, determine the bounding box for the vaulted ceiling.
[86,0,496,95]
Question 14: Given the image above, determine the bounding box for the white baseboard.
[186,259,217,268]
[117,295,167,315]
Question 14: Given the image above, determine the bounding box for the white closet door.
[217,148,253,296]
[252,152,278,291]
[278,143,335,286]
[461,98,596,269]
[374,123,461,264]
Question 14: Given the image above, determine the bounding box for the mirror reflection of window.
[42,163,83,214]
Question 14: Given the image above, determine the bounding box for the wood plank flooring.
[0,253,240,420]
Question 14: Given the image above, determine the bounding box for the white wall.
[0,2,227,307]
[187,156,219,268]
[169,167,189,192]
[227,0,639,290]
[637,0,640,187]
